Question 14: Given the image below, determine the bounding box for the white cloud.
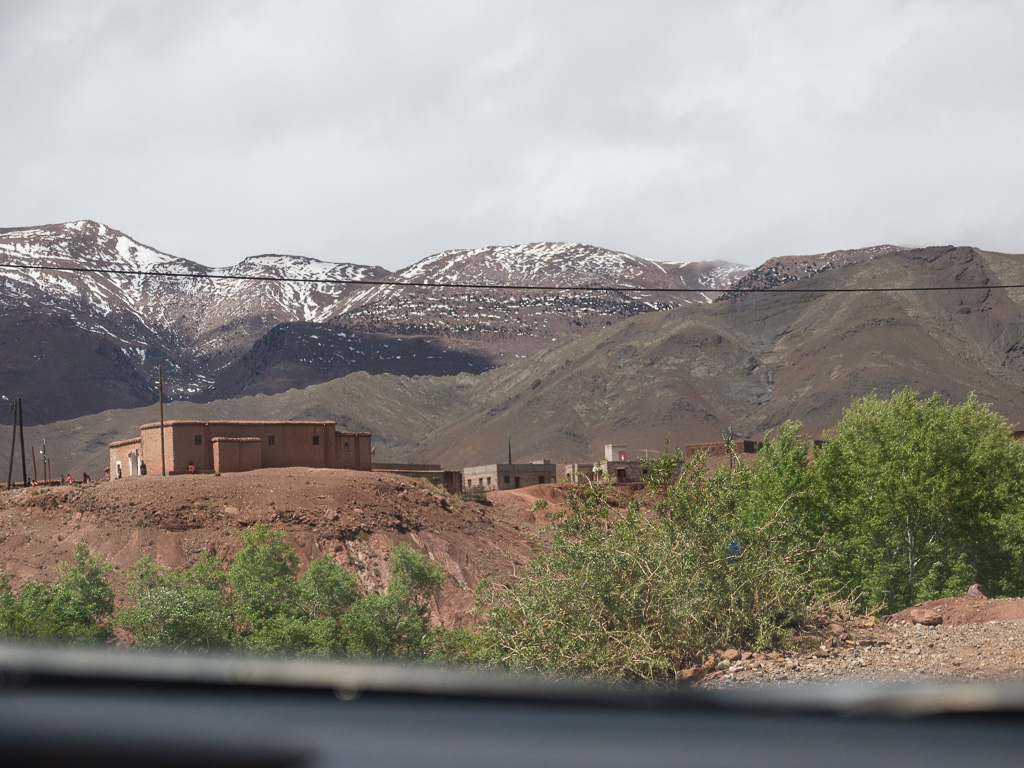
[1,0,1022,270]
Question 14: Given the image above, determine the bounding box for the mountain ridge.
[0,220,751,422]
[13,244,1024,478]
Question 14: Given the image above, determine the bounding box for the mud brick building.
[684,439,763,470]
[109,420,371,477]
[462,461,556,491]
[373,462,464,494]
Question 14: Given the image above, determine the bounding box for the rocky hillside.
[0,221,748,420]
[17,244,1024,481]
[720,244,905,295]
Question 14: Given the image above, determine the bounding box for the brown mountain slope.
[10,245,1024,478]
[392,244,1024,464]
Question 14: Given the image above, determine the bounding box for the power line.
[0,261,1018,294]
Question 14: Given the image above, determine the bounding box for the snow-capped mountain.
[720,245,905,297]
[332,243,748,363]
[0,221,749,423]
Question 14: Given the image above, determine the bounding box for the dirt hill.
[0,469,557,629]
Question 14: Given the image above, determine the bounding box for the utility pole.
[31,445,37,484]
[6,399,14,490]
[41,438,49,485]
[507,432,512,465]
[159,365,166,476]
[18,398,27,487]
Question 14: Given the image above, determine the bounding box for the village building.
[109,420,371,478]
[462,460,556,491]
[594,444,656,484]
[373,462,464,494]
[684,439,763,470]
[556,462,595,483]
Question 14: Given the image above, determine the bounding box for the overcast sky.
[2,1,1023,271]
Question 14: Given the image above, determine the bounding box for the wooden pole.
[159,365,166,476]
[18,399,28,487]
[31,445,37,484]
[6,401,14,490]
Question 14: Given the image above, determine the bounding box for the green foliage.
[638,438,684,494]
[0,521,451,660]
[299,553,359,622]
[812,390,1024,612]
[0,543,114,643]
[342,542,445,659]
[228,523,301,623]
[57,524,447,660]
[117,552,232,651]
[478,454,824,681]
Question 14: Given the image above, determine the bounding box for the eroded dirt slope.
[0,469,550,628]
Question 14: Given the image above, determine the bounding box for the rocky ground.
[698,594,1024,687]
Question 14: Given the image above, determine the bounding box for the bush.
[342,542,446,659]
[478,454,825,681]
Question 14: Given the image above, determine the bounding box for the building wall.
[463,462,556,491]
[213,437,262,474]
[684,440,763,470]
[108,438,141,479]
[604,444,628,462]
[597,460,651,484]
[336,431,371,471]
[113,420,371,476]
[373,464,463,493]
[556,462,594,483]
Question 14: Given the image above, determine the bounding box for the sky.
[2,0,1023,271]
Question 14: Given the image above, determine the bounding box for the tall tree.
[813,390,1024,612]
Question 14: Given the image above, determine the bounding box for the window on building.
[268,435,276,446]
[344,441,350,449]
[503,475,510,485]
[194,435,202,446]
[313,435,320,446]
[486,477,491,486]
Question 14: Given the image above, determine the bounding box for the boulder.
[907,607,943,626]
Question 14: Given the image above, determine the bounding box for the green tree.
[0,543,114,643]
[228,523,301,623]
[117,552,232,651]
[227,524,358,655]
[813,390,1024,612]
[342,543,446,659]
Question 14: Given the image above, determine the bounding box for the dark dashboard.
[2,645,1023,768]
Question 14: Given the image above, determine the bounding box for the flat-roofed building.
[109,420,371,478]
[684,439,763,470]
[462,461,556,491]
[373,462,464,494]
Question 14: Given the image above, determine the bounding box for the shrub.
[478,453,825,681]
